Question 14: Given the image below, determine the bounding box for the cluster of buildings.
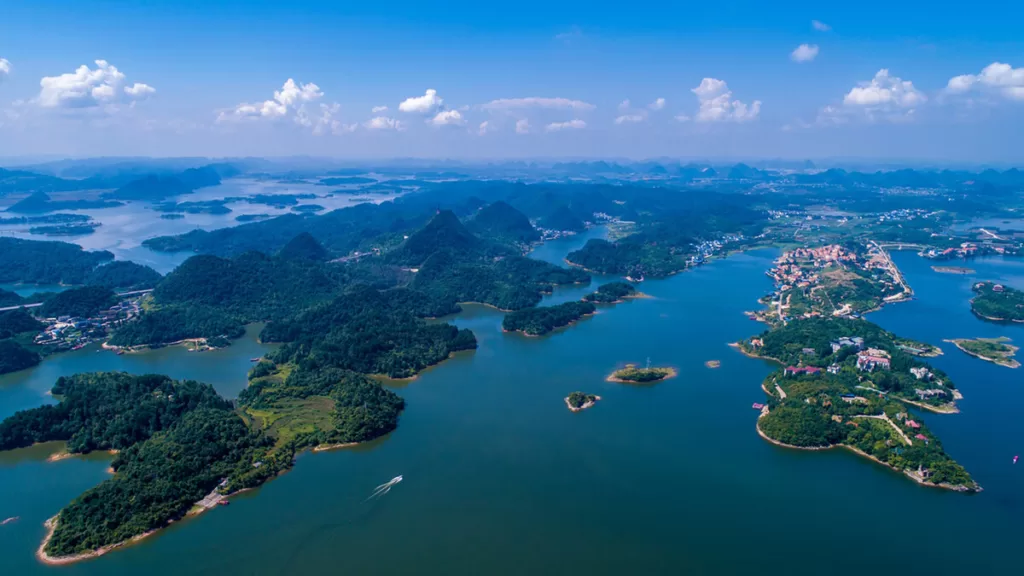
[33,299,142,351]
[856,348,891,372]
[768,245,859,292]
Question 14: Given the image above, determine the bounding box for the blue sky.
[0,1,1021,162]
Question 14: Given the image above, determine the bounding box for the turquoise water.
[0,237,1021,575]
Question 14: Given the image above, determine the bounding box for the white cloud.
[545,119,586,132]
[812,20,831,32]
[36,60,154,109]
[946,62,1024,101]
[791,44,819,63]
[515,118,531,134]
[843,69,925,110]
[555,26,583,44]
[365,116,405,131]
[305,103,357,136]
[675,114,691,122]
[219,79,323,123]
[648,97,665,111]
[614,114,645,124]
[371,105,388,113]
[618,99,631,111]
[0,58,10,81]
[689,78,761,123]
[399,89,443,114]
[482,97,596,111]
[429,109,466,127]
[477,120,491,135]
[124,83,156,99]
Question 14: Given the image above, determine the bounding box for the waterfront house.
[830,336,865,353]
[905,420,921,429]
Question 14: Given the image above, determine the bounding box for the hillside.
[540,205,586,232]
[0,238,114,284]
[466,201,540,245]
[388,210,510,265]
[277,232,331,262]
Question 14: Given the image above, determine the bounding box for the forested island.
[583,282,639,303]
[565,392,600,412]
[502,301,596,336]
[971,281,1024,322]
[946,337,1019,368]
[607,364,677,383]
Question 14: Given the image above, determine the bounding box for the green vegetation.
[84,261,162,291]
[318,176,376,186]
[0,238,113,285]
[757,369,978,491]
[104,168,221,201]
[0,372,229,453]
[467,201,541,245]
[971,281,1024,322]
[583,281,637,303]
[241,364,404,448]
[502,301,596,336]
[108,306,245,348]
[276,232,330,262]
[0,288,24,307]
[261,285,476,378]
[946,337,1019,368]
[0,309,45,338]
[540,205,585,232]
[0,309,46,375]
[608,364,676,383]
[37,286,116,318]
[0,340,41,374]
[387,209,514,266]
[565,391,598,410]
[744,317,956,410]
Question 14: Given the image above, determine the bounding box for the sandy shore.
[312,441,360,452]
[755,418,978,492]
[945,338,1020,369]
[728,342,783,365]
[36,515,158,566]
[46,448,118,463]
[606,367,677,383]
[565,395,601,412]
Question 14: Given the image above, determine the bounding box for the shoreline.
[944,338,1020,369]
[503,311,598,337]
[36,515,158,566]
[755,418,978,493]
[564,395,601,412]
[46,448,119,463]
[728,342,784,365]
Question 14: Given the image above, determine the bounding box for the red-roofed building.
[785,366,822,376]
[905,420,921,429]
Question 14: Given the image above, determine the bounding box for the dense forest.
[5,192,123,214]
[0,288,24,307]
[566,391,598,409]
[261,285,477,378]
[37,286,116,318]
[583,281,637,303]
[466,201,541,245]
[502,301,596,336]
[107,305,245,347]
[0,339,41,374]
[539,204,586,232]
[0,238,114,284]
[0,372,230,453]
[971,281,1024,322]
[83,261,163,291]
[0,309,46,374]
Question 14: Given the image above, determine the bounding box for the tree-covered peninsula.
[502,301,596,336]
[583,281,638,303]
[0,238,114,285]
[971,281,1024,322]
[607,364,677,383]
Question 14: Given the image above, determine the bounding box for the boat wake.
[367,475,403,501]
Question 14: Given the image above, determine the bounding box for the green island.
[502,301,596,336]
[582,281,640,303]
[971,281,1024,323]
[945,337,1020,368]
[564,392,600,412]
[607,364,677,383]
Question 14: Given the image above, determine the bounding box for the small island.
[705,360,721,368]
[607,364,677,383]
[502,301,596,336]
[564,391,600,412]
[583,281,641,304]
[971,281,1024,323]
[945,337,1020,368]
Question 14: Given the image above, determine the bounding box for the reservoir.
[0,233,1021,575]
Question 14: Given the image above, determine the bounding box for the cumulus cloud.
[843,69,925,110]
[648,97,666,111]
[946,62,1024,101]
[545,119,586,132]
[812,20,831,32]
[0,58,10,81]
[481,97,595,111]
[614,114,645,124]
[302,103,357,136]
[36,60,155,109]
[365,116,405,131]
[219,79,323,123]
[429,109,466,127]
[791,44,819,63]
[478,120,491,135]
[399,89,443,114]
[371,105,388,113]
[689,78,761,123]
[515,118,531,134]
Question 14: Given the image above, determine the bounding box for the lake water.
[0,178,405,273]
[0,235,1022,575]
